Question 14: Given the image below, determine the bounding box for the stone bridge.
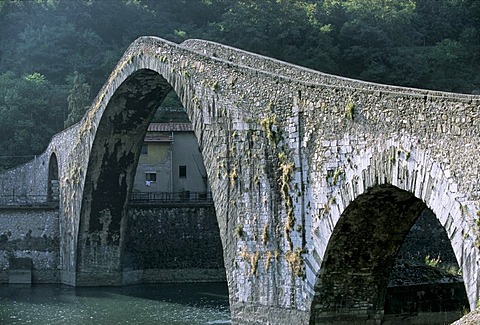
[0,36,479,324]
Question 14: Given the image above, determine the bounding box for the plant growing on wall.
[331,167,343,186]
[345,100,355,120]
[264,251,272,272]
[235,224,244,238]
[260,114,280,144]
[285,247,304,277]
[262,223,269,246]
[250,251,260,275]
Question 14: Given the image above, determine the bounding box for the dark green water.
[0,283,230,324]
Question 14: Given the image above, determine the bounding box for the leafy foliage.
[0,71,65,169]
[64,71,91,128]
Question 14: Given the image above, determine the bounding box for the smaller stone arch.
[47,152,59,203]
[307,139,475,324]
[310,184,427,323]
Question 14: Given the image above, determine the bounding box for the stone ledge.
[231,304,309,325]
[0,205,58,211]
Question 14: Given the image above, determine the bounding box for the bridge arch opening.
[47,152,59,203]
[310,184,468,324]
[123,91,226,284]
[76,69,169,285]
[75,67,227,296]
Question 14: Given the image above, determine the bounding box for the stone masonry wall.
[0,123,80,198]
[0,155,49,198]
[123,204,225,284]
[0,207,60,283]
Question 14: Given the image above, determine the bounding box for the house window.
[141,145,148,155]
[145,172,156,186]
[179,165,187,178]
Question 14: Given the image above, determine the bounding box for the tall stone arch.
[75,69,171,284]
[307,138,476,323]
[57,37,242,288]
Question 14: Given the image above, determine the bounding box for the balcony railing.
[0,191,213,207]
[130,191,213,205]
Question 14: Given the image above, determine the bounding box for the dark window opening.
[141,145,148,155]
[146,172,157,182]
[179,165,187,178]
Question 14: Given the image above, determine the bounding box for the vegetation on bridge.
[0,0,479,169]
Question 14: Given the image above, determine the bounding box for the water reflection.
[0,282,230,324]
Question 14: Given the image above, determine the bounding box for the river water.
[0,282,231,325]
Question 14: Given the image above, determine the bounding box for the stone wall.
[0,207,60,283]
[0,204,224,285]
[390,209,461,286]
[385,282,468,315]
[0,156,49,198]
[123,204,225,284]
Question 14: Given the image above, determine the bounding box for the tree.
[204,0,338,72]
[0,71,65,169]
[64,71,91,128]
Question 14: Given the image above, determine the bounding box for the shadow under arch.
[309,184,467,324]
[75,68,175,285]
[47,152,59,203]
